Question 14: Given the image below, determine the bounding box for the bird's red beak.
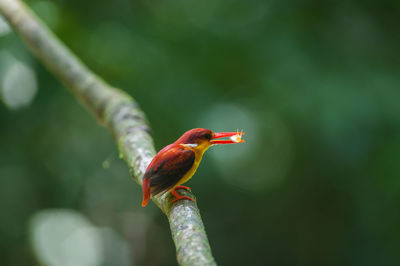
[211,131,245,145]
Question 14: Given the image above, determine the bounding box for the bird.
[141,128,245,207]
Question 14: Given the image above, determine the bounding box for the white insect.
[230,130,244,143]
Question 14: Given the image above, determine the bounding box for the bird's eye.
[205,133,212,140]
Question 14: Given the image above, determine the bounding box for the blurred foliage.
[1,0,400,265]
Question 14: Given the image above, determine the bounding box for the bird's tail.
[141,177,151,207]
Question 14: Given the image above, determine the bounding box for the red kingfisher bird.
[141,128,245,206]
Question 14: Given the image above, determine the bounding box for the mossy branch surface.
[0,0,216,265]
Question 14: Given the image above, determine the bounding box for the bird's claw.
[174,185,191,191]
[170,187,195,203]
[172,196,195,203]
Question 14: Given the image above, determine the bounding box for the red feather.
[141,176,151,207]
[141,144,195,206]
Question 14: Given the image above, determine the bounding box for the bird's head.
[176,128,245,151]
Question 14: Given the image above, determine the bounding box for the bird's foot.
[171,188,195,203]
[172,196,195,203]
[174,185,191,191]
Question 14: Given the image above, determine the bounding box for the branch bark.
[0,0,216,265]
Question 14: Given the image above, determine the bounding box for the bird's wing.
[144,145,195,196]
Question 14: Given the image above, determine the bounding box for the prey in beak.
[211,130,245,145]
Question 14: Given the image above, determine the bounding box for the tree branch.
[0,0,216,265]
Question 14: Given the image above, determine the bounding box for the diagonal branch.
[0,0,216,265]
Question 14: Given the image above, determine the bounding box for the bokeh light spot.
[30,209,103,266]
[197,102,258,161]
[197,103,293,191]
[1,58,37,110]
[0,14,11,36]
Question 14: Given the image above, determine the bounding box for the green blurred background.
[1,0,400,265]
